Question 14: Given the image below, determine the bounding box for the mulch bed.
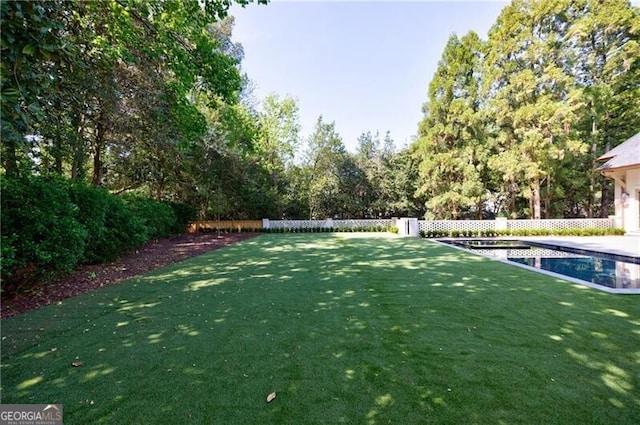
[1,232,260,320]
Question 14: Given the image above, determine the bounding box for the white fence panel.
[507,219,612,231]
[333,219,392,228]
[419,218,613,233]
[471,248,583,258]
[269,220,327,229]
[268,219,393,229]
[265,218,614,233]
[419,220,496,233]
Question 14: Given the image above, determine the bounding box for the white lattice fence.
[267,219,392,229]
[268,220,327,229]
[507,219,612,231]
[265,218,614,233]
[419,218,613,234]
[333,219,392,228]
[419,220,496,233]
[472,248,585,258]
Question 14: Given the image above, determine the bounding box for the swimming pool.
[440,239,640,294]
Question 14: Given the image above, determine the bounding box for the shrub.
[122,195,177,240]
[68,183,149,262]
[1,175,86,294]
[67,181,112,263]
[0,175,213,296]
[94,195,147,262]
[1,234,18,281]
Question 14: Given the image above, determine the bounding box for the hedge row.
[197,225,399,234]
[1,175,195,296]
[420,228,625,238]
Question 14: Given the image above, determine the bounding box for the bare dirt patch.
[1,232,259,319]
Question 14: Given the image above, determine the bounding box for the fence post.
[397,218,419,237]
[495,217,508,233]
[608,215,621,229]
[325,218,334,229]
[262,218,270,230]
[408,218,419,237]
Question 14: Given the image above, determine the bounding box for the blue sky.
[230,1,508,152]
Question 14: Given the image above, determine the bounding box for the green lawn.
[1,233,639,424]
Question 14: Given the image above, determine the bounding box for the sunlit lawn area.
[1,233,639,424]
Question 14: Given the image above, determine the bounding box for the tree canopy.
[415,0,640,219]
[2,0,638,221]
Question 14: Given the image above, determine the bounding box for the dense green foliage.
[415,0,640,219]
[1,176,87,293]
[0,0,272,217]
[0,175,193,295]
[66,182,145,264]
[296,120,423,219]
[0,0,421,222]
[416,32,488,219]
[2,235,638,423]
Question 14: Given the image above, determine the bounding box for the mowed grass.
[1,233,639,424]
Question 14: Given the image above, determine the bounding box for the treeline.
[414,0,640,219]
[2,0,638,226]
[0,0,422,222]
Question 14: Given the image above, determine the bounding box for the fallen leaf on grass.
[266,392,276,403]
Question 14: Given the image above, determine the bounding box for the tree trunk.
[91,118,105,186]
[508,179,517,218]
[543,176,551,219]
[476,200,484,219]
[531,176,541,220]
[599,139,612,217]
[52,124,64,175]
[2,140,19,176]
[451,203,459,220]
[587,118,598,218]
[71,114,86,180]
[54,143,63,175]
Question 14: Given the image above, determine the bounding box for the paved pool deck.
[512,235,640,261]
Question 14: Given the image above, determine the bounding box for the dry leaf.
[71,361,83,367]
[266,392,276,403]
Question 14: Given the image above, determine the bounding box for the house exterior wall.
[614,167,640,234]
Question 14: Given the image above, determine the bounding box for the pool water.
[441,239,640,293]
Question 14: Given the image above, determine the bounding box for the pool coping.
[433,238,640,294]
[509,236,640,260]
[524,240,640,265]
